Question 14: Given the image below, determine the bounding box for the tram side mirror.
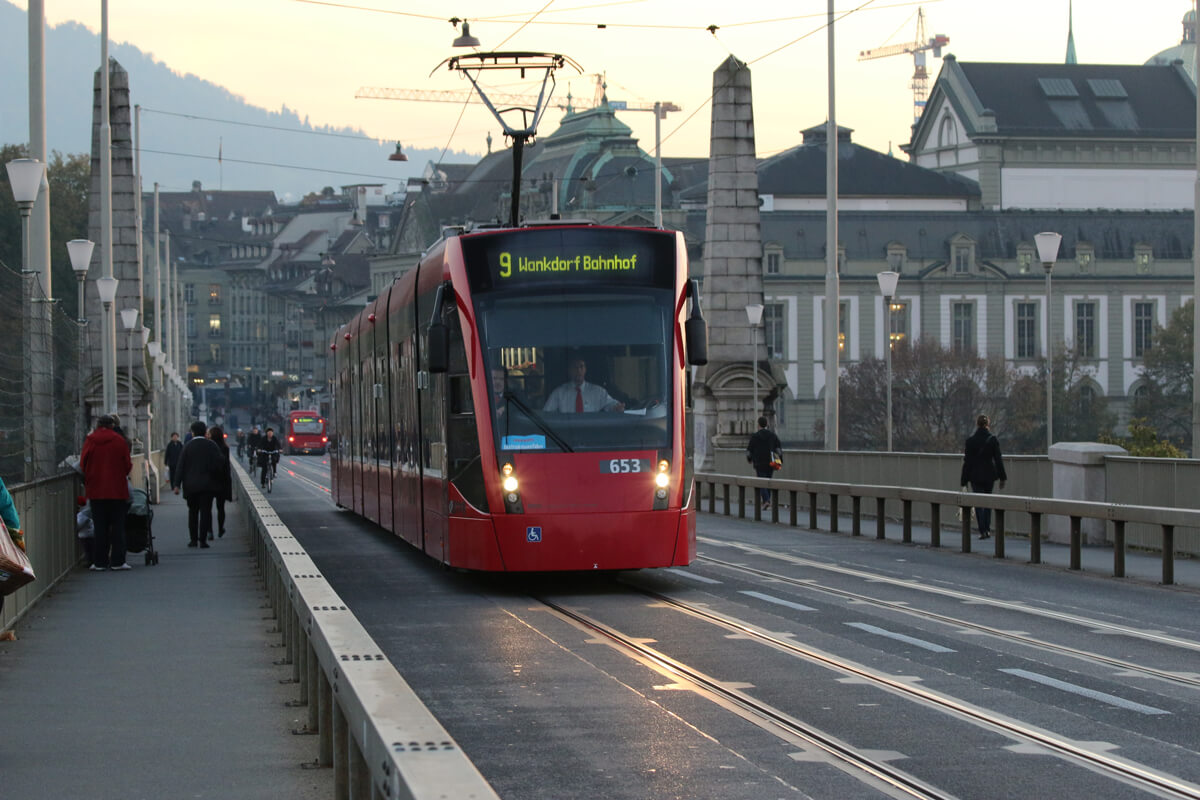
[428,321,449,374]
[685,279,708,366]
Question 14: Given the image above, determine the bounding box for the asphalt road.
[268,454,1200,800]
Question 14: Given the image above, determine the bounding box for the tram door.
[418,284,449,562]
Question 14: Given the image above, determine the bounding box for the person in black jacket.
[207,425,233,540]
[960,414,1007,539]
[173,421,227,549]
[746,416,783,510]
[257,427,282,488]
[164,432,183,489]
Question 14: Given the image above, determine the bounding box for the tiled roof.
[949,60,1196,139]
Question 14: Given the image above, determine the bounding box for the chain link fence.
[0,258,92,487]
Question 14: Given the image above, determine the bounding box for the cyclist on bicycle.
[246,425,262,467]
[257,426,282,488]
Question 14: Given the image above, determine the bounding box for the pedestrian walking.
[164,432,183,490]
[746,416,783,510]
[207,425,232,540]
[960,414,1007,540]
[0,475,22,615]
[173,420,226,549]
[80,415,133,570]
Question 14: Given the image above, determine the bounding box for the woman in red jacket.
[80,415,133,570]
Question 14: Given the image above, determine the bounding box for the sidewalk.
[705,500,1200,591]
[0,487,331,799]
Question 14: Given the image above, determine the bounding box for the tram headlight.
[654,471,670,489]
[501,463,518,492]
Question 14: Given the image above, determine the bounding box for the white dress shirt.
[543,381,622,413]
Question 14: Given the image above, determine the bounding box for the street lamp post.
[876,270,900,452]
[68,238,95,448]
[120,308,139,441]
[1035,231,1062,453]
[745,303,764,422]
[97,276,119,413]
[7,157,47,480]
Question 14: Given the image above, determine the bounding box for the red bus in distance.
[286,410,328,455]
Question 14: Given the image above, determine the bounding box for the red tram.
[329,223,708,571]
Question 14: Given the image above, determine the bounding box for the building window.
[838,301,850,354]
[209,343,221,362]
[1017,246,1034,275]
[186,312,196,338]
[765,245,782,275]
[184,284,195,305]
[952,302,974,352]
[1075,301,1096,359]
[889,300,909,346]
[209,284,221,304]
[1133,301,1154,356]
[209,313,221,337]
[1077,245,1094,273]
[1016,302,1038,359]
[764,303,784,358]
[953,245,972,274]
[886,245,906,272]
[1079,384,1096,414]
[1134,245,1153,274]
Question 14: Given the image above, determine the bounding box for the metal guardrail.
[695,471,1199,586]
[233,463,500,800]
[1,472,83,633]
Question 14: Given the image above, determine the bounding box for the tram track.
[534,595,959,800]
[533,589,1200,800]
[694,554,1200,691]
[699,537,1200,654]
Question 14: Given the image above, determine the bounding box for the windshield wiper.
[503,391,574,453]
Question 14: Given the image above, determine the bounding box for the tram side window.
[445,306,486,510]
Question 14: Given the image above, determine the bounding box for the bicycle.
[258,450,280,493]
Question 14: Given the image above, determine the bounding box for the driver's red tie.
[575,387,583,413]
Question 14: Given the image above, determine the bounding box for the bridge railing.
[1,472,83,632]
[695,471,1199,586]
[233,463,500,800]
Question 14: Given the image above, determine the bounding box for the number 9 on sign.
[499,251,512,278]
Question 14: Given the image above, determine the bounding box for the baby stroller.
[126,487,159,566]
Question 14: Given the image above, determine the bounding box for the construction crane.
[356,74,673,116]
[858,7,949,125]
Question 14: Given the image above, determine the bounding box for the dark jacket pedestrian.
[165,433,184,488]
[173,421,227,548]
[207,425,233,540]
[80,415,133,570]
[960,414,1007,539]
[746,416,783,508]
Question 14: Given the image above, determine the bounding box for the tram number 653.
[603,458,650,474]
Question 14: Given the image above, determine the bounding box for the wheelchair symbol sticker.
[526,527,542,543]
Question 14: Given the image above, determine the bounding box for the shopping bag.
[956,485,969,523]
[0,518,35,596]
[769,450,783,470]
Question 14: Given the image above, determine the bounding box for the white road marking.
[739,590,816,612]
[844,622,955,652]
[1000,668,1170,715]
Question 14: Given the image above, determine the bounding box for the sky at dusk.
[14,0,1197,170]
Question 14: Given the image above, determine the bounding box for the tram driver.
[543,356,625,414]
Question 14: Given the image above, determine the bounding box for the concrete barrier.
[232,462,500,800]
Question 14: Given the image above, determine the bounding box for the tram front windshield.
[477,289,672,453]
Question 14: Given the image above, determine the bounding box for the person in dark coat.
[164,432,184,489]
[207,425,233,540]
[80,415,133,570]
[746,416,783,510]
[173,420,226,549]
[960,414,1007,539]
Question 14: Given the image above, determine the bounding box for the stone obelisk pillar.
[692,56,783,471]
[87,59,145,439]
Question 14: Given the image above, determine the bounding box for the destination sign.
[461,228,676,292]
